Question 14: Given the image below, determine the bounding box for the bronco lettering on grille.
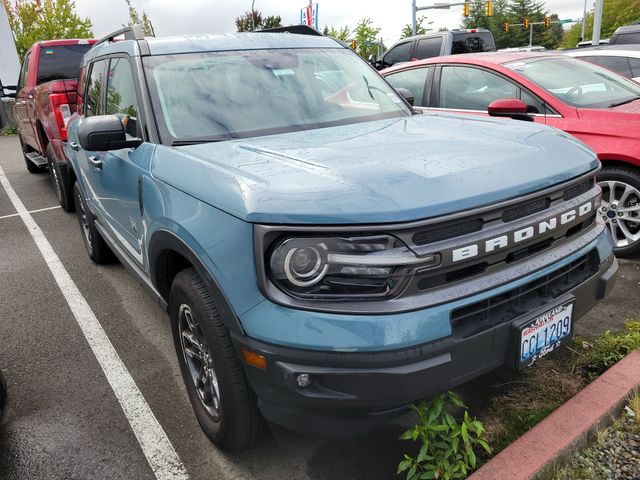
[452,201,594,262]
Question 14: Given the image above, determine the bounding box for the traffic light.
[544,16,551,28]
[463,2,469,17]
[350,39,356,50]
[523,18,529,29]
[485,0,493,17]
[502,22,509,32]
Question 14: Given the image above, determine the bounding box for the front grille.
[564,180,593,201]
[450,250,598,339]
[501,197,551,222]
[412,219,483,246]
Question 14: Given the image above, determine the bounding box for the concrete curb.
[469,349,640,480]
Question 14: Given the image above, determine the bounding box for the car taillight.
[49,93,71,141]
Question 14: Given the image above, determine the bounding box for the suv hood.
[152,113,598,225]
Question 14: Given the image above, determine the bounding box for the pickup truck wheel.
[170,268,264,452]
[19,135,45,174]
[598,166,640,257]
[47,144,75,212]
[73,183,115,264]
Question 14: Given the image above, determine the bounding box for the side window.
[414,38,442,60]
[385,68,430,106]
[580,56,632,78]
[18,52,31,90]
[85,59,107,117]
[106,58,140,137]
[439,66,518,111]
[382,42,412,68]
[629,58,640,78]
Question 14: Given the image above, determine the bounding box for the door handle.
[89,156,103,169]
[69,141,80,151]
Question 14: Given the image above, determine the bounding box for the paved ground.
[0,134,637,480]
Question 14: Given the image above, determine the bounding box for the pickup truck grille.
[450,249,599,338]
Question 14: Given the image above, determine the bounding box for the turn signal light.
[242,349,267,370]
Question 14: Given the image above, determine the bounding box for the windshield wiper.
[171,139,225,146]
[608,96,640,108]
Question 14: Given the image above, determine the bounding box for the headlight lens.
[268,235,440,299]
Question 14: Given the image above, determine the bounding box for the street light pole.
[529,23,533,46]
[592,0,603,45]
[251,0,256,31]
[412,0,417,37]
[580,0,587,40]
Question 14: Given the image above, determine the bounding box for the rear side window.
[85,59,107,117]
[36,44,92,85]
[629,58,640,78]
[414,38,443,59]
[451,33,496,54]
[106,58,140,137]
[580,56,632,78]
[611,32,640,45]
[382,42,412,68]
[385,67,430,106]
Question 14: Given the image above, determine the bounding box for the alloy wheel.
[598,180,640,248]
[178,304,221,420]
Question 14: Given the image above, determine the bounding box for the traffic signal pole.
[412,1,474,36]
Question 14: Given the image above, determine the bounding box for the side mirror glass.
[78,114,142,151]
[395,87,415,107]
[487,98,533,122]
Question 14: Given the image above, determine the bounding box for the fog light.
[295,373,312,388]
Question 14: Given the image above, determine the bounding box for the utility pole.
[592,0,603,45]
[529,23,533,46]
[412,0,417,37]
[251,0,256,31]
[580,0,587,40]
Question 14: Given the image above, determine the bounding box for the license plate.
[518,302,573,367]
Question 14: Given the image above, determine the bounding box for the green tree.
[561,0,640,48]
[353,18,381,59]
[262,15,282,29]
[326,25,350,42]
[235,10,262,32]
[124,0,154,36]
[400,16,433,39]
[4,0,93,57]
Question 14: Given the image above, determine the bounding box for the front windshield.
[505,56,640,109]
[144,48,411,144]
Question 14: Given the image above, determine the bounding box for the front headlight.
[268,235,440,300]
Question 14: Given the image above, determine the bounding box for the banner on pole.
[300,3,319,30]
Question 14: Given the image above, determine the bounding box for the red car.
[13,38,96,211]
[382,52,640,256]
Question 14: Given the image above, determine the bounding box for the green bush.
[397,391,491,480]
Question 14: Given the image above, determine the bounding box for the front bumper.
[233,245,617,437]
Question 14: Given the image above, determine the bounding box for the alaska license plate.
[518,302,573,368]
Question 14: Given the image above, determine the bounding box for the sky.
[74,0,589,47]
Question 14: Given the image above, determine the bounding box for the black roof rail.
[257,25,323,36]
[94,24,146,48]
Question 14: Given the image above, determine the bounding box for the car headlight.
[268,235,440,299]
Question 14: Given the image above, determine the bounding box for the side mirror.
[368,54,377,67]
[78,115,142,151]
[395,87,415,107]
[487,98,533,122]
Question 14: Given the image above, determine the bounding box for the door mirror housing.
[395,87,415,107]
[487,98,533,122]
[78,115,142,151]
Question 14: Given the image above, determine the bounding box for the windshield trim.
[143,48,412,146]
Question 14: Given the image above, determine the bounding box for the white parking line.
[0,166,190,480]
[0,205,61,220]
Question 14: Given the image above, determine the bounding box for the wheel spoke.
[618,184,636,206]
[608,223,621,246]
[603,181,616,204]
[618,221,640,243]
[618,204,640,213]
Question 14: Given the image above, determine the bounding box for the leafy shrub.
[397,391,491,480]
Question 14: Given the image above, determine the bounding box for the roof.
[381,51,556,74]
[567,45,640,57]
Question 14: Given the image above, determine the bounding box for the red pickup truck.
[14,39,95,211]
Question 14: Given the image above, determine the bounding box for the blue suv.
[65,25,618,451]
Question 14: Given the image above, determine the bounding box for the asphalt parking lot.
[0,134,638,480]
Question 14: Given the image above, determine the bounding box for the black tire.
[19,134,46,174]
[169,268,264,452]
[73,182,115,264]
[0,370,7,424]
[598,166,640,258]
[47,144,75,212]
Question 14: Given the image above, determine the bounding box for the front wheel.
[169,268,264,452]
[598,166,640,257]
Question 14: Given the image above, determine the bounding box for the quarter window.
[106,58,140,136]
[580,56,632,78]
[629,58,640,78]
[439,66,517,111]
[85,59,107,117]
[386,67,430,106]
